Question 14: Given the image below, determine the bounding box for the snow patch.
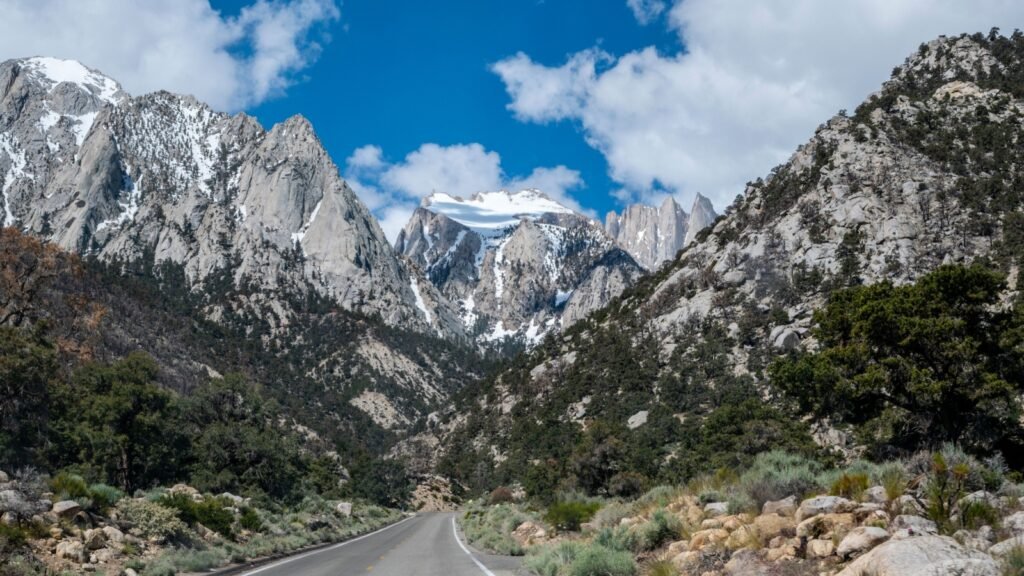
[422,189,574,236]
[291,198,324,247]
[0,134,30,226]
[95,173,142,232]
[409,276,433,324]
[23,57,122,104]
[555,289,574,307]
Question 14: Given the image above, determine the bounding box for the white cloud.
[494,0,1024,210]
[344,143,588,242]
[627,0,667,25]
[0,0,339,111]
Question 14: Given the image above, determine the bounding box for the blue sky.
[211,0,679,224]
[4,0,1024,240]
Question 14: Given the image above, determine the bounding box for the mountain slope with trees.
[438,30,1024,498]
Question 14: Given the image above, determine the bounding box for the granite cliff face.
[395,190,645,346]
[0,57,461,338]
[605,194,717,270]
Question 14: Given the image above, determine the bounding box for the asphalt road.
[236,513,525,576]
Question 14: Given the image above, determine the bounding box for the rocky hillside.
[395,190,645,346]
[438,31,1024,491]
[604,194,717,270]
[0,56,462,338]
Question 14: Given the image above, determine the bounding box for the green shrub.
[50,472,89,501]
[545,501,601,532]
[158,493,234,538]
[645,559,679,576]
[633,510,682,552]
[593,501,633,529]
[739,451,822,507]
[461,503,530,555]
[0,523,29,549]
[88,484,124,511]
[830,473,869,500]
[525,541,636,576]
[960,500,1001,530]
[636,486,681,509]
[525,541,583,576]
[239,507,263,532]
[877,462,908,501]
[115,499,188,542]
[567,544,636,576]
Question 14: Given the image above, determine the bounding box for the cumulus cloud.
[0,0,339,111]
[345,143,588,242]
[493,0,1024,209]
[626,0,667,25]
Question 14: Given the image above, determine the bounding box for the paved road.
[237,513,525,576]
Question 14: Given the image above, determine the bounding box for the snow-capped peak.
[21,57,124,104]
[422,189,575,236]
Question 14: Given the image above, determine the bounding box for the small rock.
[762,495,797,517]
[56,540,86,562]
[124,569,139,576]
[627,410,648,429]
[837,526,890,558]
[796,513,854,539]
[796,495,856,520]
[704,502,729,518]
[511,521,547,547]
[864,486,890,504]
[700,517,723,530]
[101,526,124,543]
[1,511,16,525]
[0,471,8,483]
[725,524,759,549]
[665,540,689,557]
[52,500,82,518]
[807,538,835,558]
[335,501,353,517]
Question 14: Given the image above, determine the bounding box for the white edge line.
[451,516,498,576]
[240,515,415,576]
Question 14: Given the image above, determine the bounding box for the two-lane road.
[238,513,524,576]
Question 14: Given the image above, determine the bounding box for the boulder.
[124,569,139,576]
[52,500,81,518]
[891,514,938,538]
[626,410,648,429]
[864,486,890,504]
[724,549,771,575]
[807,538,835,558]
[665,539,689,558]
[56,540,86,562]
[335,501,353,517]
[752,514,795,540]
[796,513,854,539]
[895,495,925,515]
[837,526,890,558]
[0,471,8,483]
[1004,511,1024,534]
[796,495,856,520]
[836,535,1000,576]
[83,528,107,550]
[989,535,1024,557]
[671,550,701,572]
[101,526,125,543]
[770,327,801,351]
[511,521,547,547]
[0,489,26,513]
[955,528,994,552]
[762,495,797,517]
[689,528,729,549]
[703,502,728,518]
[725,524,759,549]
[1,511,16,525]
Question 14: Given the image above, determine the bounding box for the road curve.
[236,512,524,576]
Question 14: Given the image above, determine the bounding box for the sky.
[2,0,1024,240]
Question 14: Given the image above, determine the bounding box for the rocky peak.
[683,193,718,247]
[0,56,462,339]
[605,195,695,270]
[397,189,643,346]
